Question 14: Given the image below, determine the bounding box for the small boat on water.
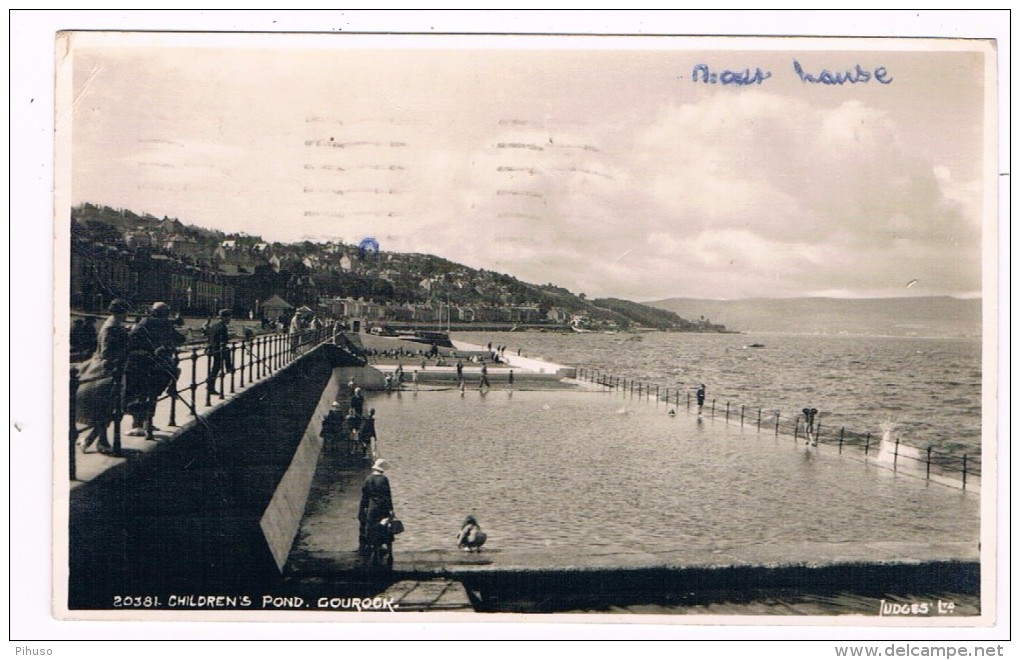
[743,343,766,349]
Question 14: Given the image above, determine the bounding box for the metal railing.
[576,367,979,491]
[69,324,363,480]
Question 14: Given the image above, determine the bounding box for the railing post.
[926,446,932,480]
[238,341,246,389]
[894,436,900,469]
[725,401,729,421]
[218,342,226,399]
[205,346,213,407]
[839,427,844,453]
[229,343,237,394]
[740,405,744,427]
[69,368,79,481]
[168,356,178,427]
[711,399,716,418]
[794,416,800,442]
[112,371,123,457]
[775,411,780,436]
[962,454,968,490]
[757,408,762,431]
[190,347,198,416]
[864,432,871,456]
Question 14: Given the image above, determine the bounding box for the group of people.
[74,299,188,452]
[321,381,378,460]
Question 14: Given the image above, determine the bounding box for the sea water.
[455,332,983,456]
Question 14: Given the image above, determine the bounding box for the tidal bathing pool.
[296,388,979,567]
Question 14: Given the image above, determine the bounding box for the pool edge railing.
[575,367,979,492]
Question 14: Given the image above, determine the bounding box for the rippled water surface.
[455,332,984,455]
[300,389,979,558]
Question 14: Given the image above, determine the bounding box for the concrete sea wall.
[67,343,360,609]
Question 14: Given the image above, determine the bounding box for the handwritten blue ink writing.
[691,64,772,86]
[792,60,893,85]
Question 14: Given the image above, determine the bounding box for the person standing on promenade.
[344,408,361,454]
[456,359,464,383]
[125,301,186,437]
[288,310,306,357]
[207,309,232,396]
[351,386,365,417]
[358,459,395,560]
[508,369,514,391]
[321,402,345,450]
[70,317,98,361]
[479,363,490,390]
[360,408,378,459]
[75,299,131,454]
[412,369,419,392]
[696,384,706,415]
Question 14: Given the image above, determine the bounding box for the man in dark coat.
[207,308,232,395]
[358,459,395,557]
[124,302,186,437]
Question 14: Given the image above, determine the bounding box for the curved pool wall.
[66,343,361,609]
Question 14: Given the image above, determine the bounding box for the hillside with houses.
[70,203,724,332]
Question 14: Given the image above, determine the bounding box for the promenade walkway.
[67,328,341,487]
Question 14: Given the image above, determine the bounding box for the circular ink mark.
[358,236,380,258]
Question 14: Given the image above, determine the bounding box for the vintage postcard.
[48,27,999,633]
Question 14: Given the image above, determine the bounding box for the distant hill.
[71,203,728,332]
[592,297,726,332]
[644,297,982,337]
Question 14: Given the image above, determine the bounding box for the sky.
[65,33,992,301]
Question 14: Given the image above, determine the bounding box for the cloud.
[69,48,985,301]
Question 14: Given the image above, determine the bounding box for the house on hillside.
[547,307,570,323]
[124,231,152,249]
[164,235,205,259]
[261,294,293,322]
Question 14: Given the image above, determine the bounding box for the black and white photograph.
[16,11,1006,645]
